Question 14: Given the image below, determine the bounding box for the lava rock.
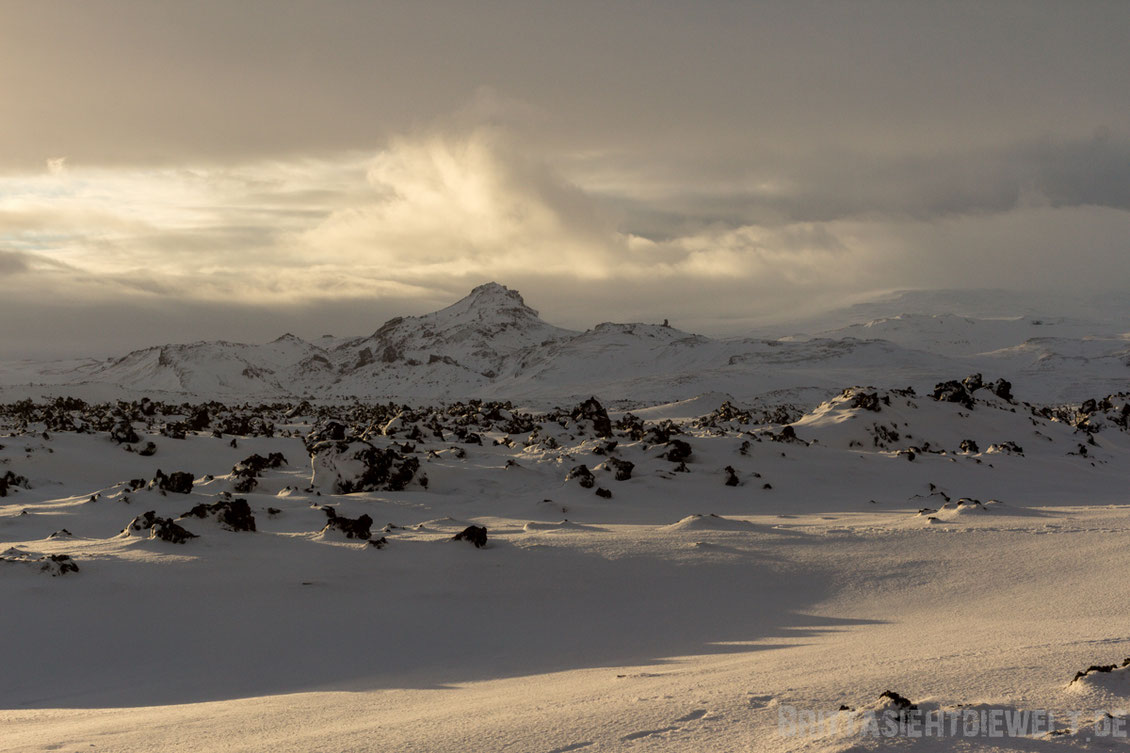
[570,397,612,438]
[878,690,918,711]
[932,380,974,409]
[962,373,984,392]
[595,487,612,498]
[231,452,288,493]
[989,378,1013,401]
[319,507,373,539]
[664,439,693,463]
[110,420,140,444]
[123,511,198,544]
[988,441,1024,455]
[1071,658,1130,684]
[181,498,257,532]
[566,464,596,489]
[0,552,79,576]
[152,469,194,494]
[0,470,30,497]
[310,441,420,494]
[846,389,882,412]
[605,457,635,481]
[451,525,488,548]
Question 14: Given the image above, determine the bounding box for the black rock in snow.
[152,469,194,494]
[452,525,488,548]
[181,498,257,532]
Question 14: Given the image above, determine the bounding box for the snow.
[3,284,1127,406]
[3,285,1130,751]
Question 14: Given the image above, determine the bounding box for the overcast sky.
[1,0,1128,357]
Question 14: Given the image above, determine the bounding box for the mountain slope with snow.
[1,283,1126,405]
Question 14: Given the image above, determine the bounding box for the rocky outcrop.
[181,498,257,532]
[310,441,420,494]
[151,469,194,494]
[318,507,373,539]
[570,397,612,438]
[122,511,198,544]
[566,464,596,488]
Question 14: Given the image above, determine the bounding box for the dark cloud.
[1,1,1127,169]
[582,135,1130,242]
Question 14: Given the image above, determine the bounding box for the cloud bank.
[0,2,1127,357]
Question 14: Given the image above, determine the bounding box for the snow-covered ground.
[4,381,1130,751]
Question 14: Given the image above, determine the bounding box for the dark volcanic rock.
[962,373,984,392]
[319,507,373,539]
[110,420,140,444]
[452,525,488,548]
[311,441,420,494]
[0,470,30,497]
[123,510,198,544]
[181,498,257,532]
[571,397,612,438]
[595,487,612,498]
[1071,658,1130,684]
[152,469,194,494]
[932,380,974,409]
[845,389,882,412]
[566,464,596,488]
[724,466,741,486]
[606,457,635,481]
[231,452,288,493]
[988,441,1024,455]
[959,439,980,454]
[878,690,918,711]
[0,552,79,576]
[186,407,211,432]
[305,419,349,450]
[989,378,1013,401]
[663,439,693,463]
[42,554,79,575]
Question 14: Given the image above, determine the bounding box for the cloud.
[0,250,32,274]
[1,116,1129,358]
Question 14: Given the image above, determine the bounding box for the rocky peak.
[452,282,537,318]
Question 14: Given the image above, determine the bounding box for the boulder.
[452,525,488,548]
[310,441,420,494]
[181,498,257,532]
[606,457,635,481]
[570,397,612,438]
[152,469,194,494]
[566,464,596,489]
[110,420,140,444]
[318,507,373,539]
[663,439,693,463]
[932,380,974,409]
[122,511,197,544]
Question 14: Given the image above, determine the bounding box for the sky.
[1,0,1129,357]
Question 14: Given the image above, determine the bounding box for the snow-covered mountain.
[1,282,1126,405]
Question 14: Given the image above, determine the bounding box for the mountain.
[0,283,1126,406]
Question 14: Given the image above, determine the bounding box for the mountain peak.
[442,282,540,320]
[464,281,528,308]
